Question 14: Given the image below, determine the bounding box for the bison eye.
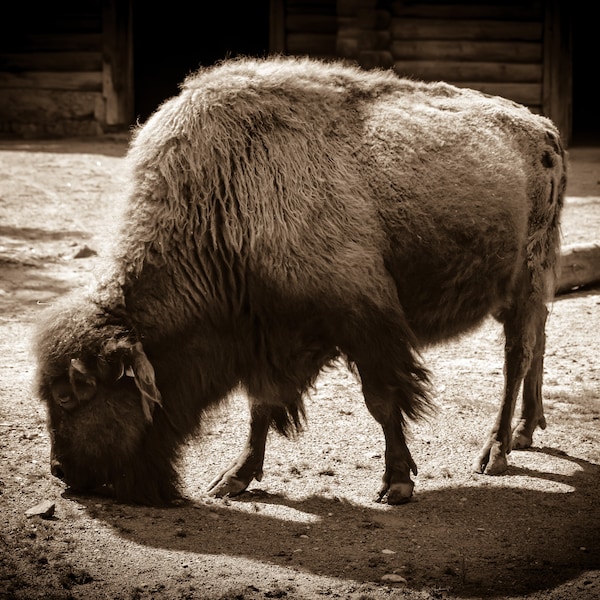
[50,379,79,411]
[56,393,79,411]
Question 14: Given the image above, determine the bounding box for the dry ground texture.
[0,138,598,600]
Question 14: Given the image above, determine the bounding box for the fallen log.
[556,243,600,294]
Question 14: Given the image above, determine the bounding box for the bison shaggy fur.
[34,56,566,506]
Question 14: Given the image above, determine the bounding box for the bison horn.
[130,342,162,423]
[70,358,88,375]
[68,358,97,402]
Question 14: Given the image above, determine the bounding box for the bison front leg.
[475,274,548,475]
[207,400,271,497]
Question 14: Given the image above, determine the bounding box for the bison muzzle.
[34,56,566,506]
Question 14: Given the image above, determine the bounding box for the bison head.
[35,301,181,505]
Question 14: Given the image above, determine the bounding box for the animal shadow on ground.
[75,447,599,598]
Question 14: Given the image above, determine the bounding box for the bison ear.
[96,353,125,382]
[127,342,162,423]
[68,358,97,402]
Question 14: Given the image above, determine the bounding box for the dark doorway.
[571,11,600,145]
[133,1,270,124]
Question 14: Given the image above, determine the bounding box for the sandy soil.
[0,139,598,600]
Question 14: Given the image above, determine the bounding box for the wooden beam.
[2,33,102,52]
[0,52,103,72]
[428,81,542,107]
[557,243,600,294]
[285,14,337,33]
[0,71,102,91]
[390,2,543,21]
[393,60,542,83]
[391,18,543,41]
[286,33,337,56]
[391,40,542,63]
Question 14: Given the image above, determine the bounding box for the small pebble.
[381,549,396,555]
[73,245,98,259]
[25,500,55,519]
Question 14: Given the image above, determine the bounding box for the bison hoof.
[511,430,533,450]
[474,440,508,475]
[207,475,250,498]
[376,481,414,505]
[387,482,414,505]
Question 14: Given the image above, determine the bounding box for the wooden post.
[270,0,286,54]
[357,0,393,69]
[102,0,133,130]
[337,0,360,61]
[543,0,572,144]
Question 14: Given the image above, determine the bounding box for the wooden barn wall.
[280,0,338,58]
[336,0,545,112]
[0,0,132,137]
[0,0,569,140]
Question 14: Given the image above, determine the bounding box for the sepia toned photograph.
[1,2,598,599]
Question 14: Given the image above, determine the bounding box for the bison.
[34,56,566,506]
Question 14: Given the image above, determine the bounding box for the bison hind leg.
[511,303,548,449]
[474,267,549,475]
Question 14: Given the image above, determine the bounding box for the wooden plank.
[445,81,542,106]
[360,30,391,51]
[0,52,102,72]
[556,243,600,294]
[357,8,392,30]
[337,0,360,18]
[338,17,360,35]
[285,14,337,33]
[0,71,102,92]
[391,40,542,63]
[285,1,336,15]
[390,18,543,41]
[337,36,359,58]
[1,33,102,52]
[11,14,101,35]
[393,60,542,83]
[286,33,337,55]
[390,2,543,21]
[0,88,101,117]
[359,50,394,69]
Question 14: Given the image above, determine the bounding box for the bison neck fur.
[34,56,565,506]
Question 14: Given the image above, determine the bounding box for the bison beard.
[34,56,566,506]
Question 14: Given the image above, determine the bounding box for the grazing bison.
[34,56,566,506]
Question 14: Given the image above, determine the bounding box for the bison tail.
[526,128,567,300]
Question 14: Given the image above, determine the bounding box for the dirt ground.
[0,138,598,600]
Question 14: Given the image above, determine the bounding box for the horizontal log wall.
[388,1,545,111]
[0,3,105,136]
[284,0,338,58]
